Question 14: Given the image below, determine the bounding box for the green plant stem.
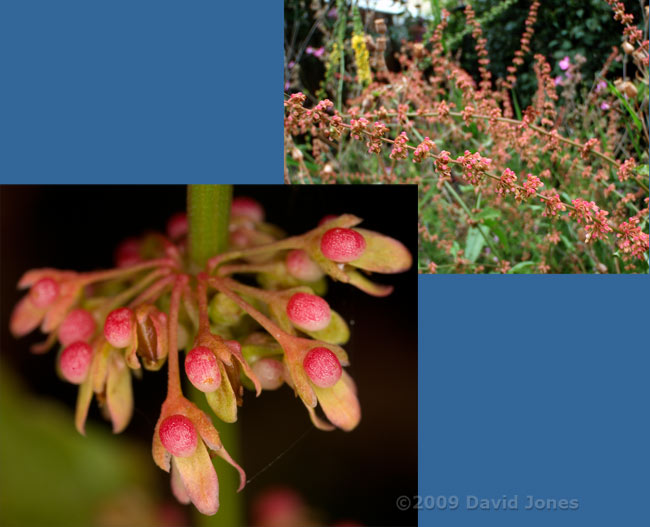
[186,184,242,527]
[187,185,233,270]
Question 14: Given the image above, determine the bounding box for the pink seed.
[159,414,198,458]
[59,341,93,384]
[286,293,331,332]
[251,358,285,390]
[104,307,135,348]
[59,308,96,347]
[184,346,221,392]
[303,347,342,388]
[286,249,324,282]
[320,228,366,262]
[30,277,59,308]
[231,196,265,222]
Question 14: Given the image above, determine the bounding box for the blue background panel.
[1,1,281,183]
[419,276,650,526]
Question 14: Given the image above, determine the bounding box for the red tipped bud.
[59,308,96,346]
[286,249,324,282]
[286,293,331,331]
[104,307,135,348]
[166,212,188,240]
[59,341,93,384]
[303,347,342,388]
[159,414,198,458]
[30,277,59,308]
[251,358,284,390]
[231,196,265,222]
[184,346,221,392]
[320,228,366,262]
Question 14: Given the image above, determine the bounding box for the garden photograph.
[0,185,416,527]
[284,0,649,273]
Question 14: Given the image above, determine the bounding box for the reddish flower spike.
[303,347,342,388]
[286,293,331,332]
[251,358,284,390]
[184,346,222,393]
[58,308,96,347]
[104,307,135,348]
[320,228,366,263]
[29,277,59,308]
[159,414,198,458]
[285,249,324,282]
[231,196,265,222]
[59,341,93,384]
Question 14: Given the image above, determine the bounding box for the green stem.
[185,184,242,527]
[187,185,233,270]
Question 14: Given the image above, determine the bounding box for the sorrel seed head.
[286,249,324,282]
[303,347,342,388]
[104,307,135,348]
[320,228,366,262]
[251,358,285,390]
[30,277,60,308]
[184,346,221,392]
[58,308,96,347]
[286,292,331,332]
[231,196,265,222]
[59,341,93,384]
[159,414,198,458]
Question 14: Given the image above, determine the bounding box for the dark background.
[0,184,417,526]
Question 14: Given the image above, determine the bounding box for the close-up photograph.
[284,0,649,273]
[0,184,417,527]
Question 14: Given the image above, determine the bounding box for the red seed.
[286,249,324,282]
[30,277,59,308]
[231,196,265,222]
[59,309,96,346]
[320,228,366,262]
[159,414,198,458]
[104,307,135,348]
[286,293,331,332]
[303,347,342,388]
[184,346,221,392]
[59,341,93,384]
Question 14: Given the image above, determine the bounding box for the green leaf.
[465,227,486,263]
[508,261,535,274]
[303,309,350,345]
[608,81,642,131]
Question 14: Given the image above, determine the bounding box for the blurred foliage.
[440,0,643,106]
[0,363,161,527]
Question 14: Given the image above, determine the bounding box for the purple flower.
[600,102,610,110]
[559,56,571,71]
[554,76,563,86]
[595,80,607,93]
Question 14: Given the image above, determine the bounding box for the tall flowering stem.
[186,184,242,527]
